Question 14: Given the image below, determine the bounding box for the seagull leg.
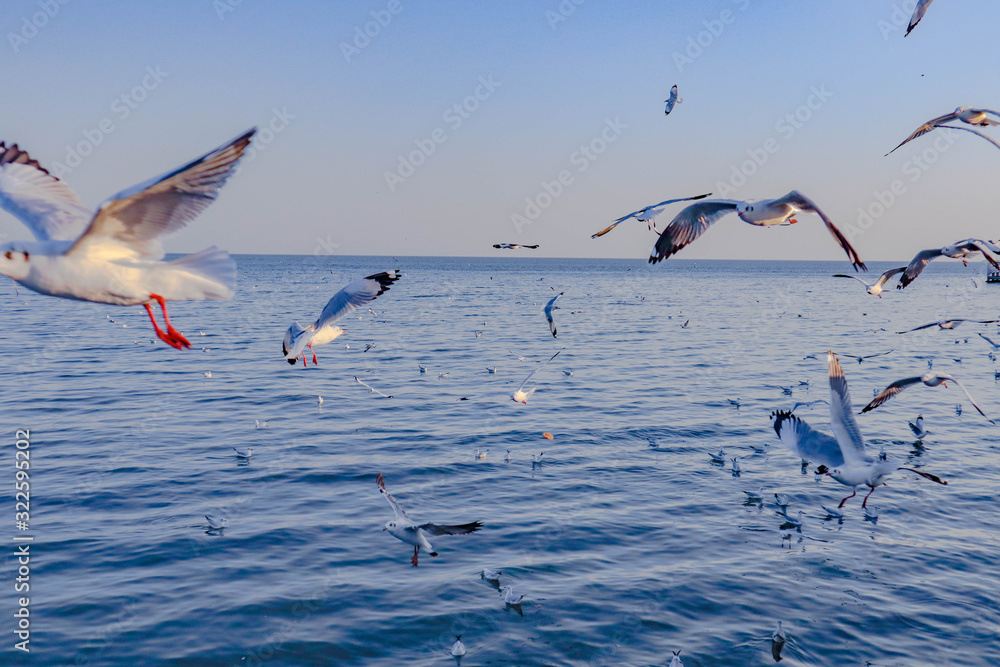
[309,344,318,365]
[861,485,878,508]
[143,303,183,350]
[302,355,307,367]
[150,294,190,349]
[411,545,420,567]
[838,488,857,508]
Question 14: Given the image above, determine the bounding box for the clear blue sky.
[2,0,999,262]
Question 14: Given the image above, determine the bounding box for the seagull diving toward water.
[544,292,562,337]
[905,0,934,35]
[663,84,682,115]
[0,130,255,350]
[896,318,998,334]
[861,371,994,423]
[460,350,563,404]
[886,106,1000,155]
[493,243,539,250]
[282,270,401,366]
[772,352,948,507]
[591,193,710,238]
[897,239,1000,289]
[833,267,906,297]
[648,191,866,271]
[376,472,482,566]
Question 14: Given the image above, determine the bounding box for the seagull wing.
[874,266,907,288]
[516,349,563,393]
[860,376,923,412]
[282,321,312,361]
[376,472,409,520]
[905,0,935,36]
[544,293,562,337]
[896,321,941,334]
[419,521,483,536]
[648,200,740,264]
[978,332,1000,349]
[886,111,957,155]
[939,375,994,422]
[0,143,92,241]
[966,240,1000,270]
[771,410,845,468]
[898,248,944,289]
[832,274,871,287]
[595,193,711,238]
[827,352,867,462]
[66,129,255,258]
[771,191,866,271]
[937,124,1000,151]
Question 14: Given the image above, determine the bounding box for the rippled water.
[2,255,999,666]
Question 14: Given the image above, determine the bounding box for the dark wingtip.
[771,409,793,436]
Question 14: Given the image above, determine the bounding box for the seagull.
[709,447,727,463]
[648,191,865,271]
[840,350,894,365]
[354,376,392,398]
[504,449,511,462]
[886,107,1000,155]
[771,621,786,661]
[487,367,498,374]
[669,650,684,667]
[232,446,253,459]
[591,193,710,238]
[663,84,682,115]
[861,371,994,423]
[363,343,376,353]
[779,511,804,530]
[728,398,741,408]
[419,365,428,373]
[865,505,880,520]
[475,448,488,460]
[0,130,254,350]
[438,372,450,380]
[481,567,502,582]
[744,488,764,502]
[821,505,845,519]
[451,636,466,658]
[905,0,934,36]
[507,350,527,362]
[897,239,1000,289]
[493,243,539,250]
[282,270,401,366]
[562,370,573,376]
[500,586,524,605]
[544,292,562,337]
[474,330,483,338]
[317,395,324,407]
[460,350,563,404]
[909,414,929,439]
[833,267,906,297]
[897,318,998,334]
[773,493,789,507]
[376,472,482,566]
[254,419,269,429]
[978,332,1000,349]
[531,452,544,463]
[731,457,741,475]
[772,352,949,507]
[203,371,212,378]
[205,515,227,530]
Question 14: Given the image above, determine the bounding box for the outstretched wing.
[827,352,867,462]
[355,376,392,398]
[771,410,845,468]
[419,521,482,536]
[544,293,562,337]
[874,266,907,288]
[885,111,957,155]
[593,193,711,238]
[941,375,994,423]
[648,200,739,264]
[771,191,866,271]
[67,129,256,258]
[860,376,923,412]
[905,0,935,36]
[376,472,409,520]
[516,349,563,393]
[0,142,92,241]
[937,124,1000,152]
[898,248,943,289]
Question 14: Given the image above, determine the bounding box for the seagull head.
[0,245,31,281]
[735,201,756,222]
[384,520,396,531]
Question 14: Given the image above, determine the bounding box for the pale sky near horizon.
[2,0,1000,264]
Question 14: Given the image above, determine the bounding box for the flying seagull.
[460,349,563,403]
[840,349,894,364]
[591,193,711,238]
[493,243,539,250]
[886,106,1000,155]
[861,371,994,423]
[664,84,682,115]
[354,376,392,398]
[905,0,934,36]
[897,239,1000,289]
[544,292,562,337]
[896,318,998,334]
[376,472,482,566]
[648,191,865,271]
[282,270,401,366]
[0,130,255,350]
[978,332,1000,350]
[832,267,906,297]
[909,414,929,439]
[771,352,947,507]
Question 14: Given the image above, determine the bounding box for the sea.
[1,255,998,666]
